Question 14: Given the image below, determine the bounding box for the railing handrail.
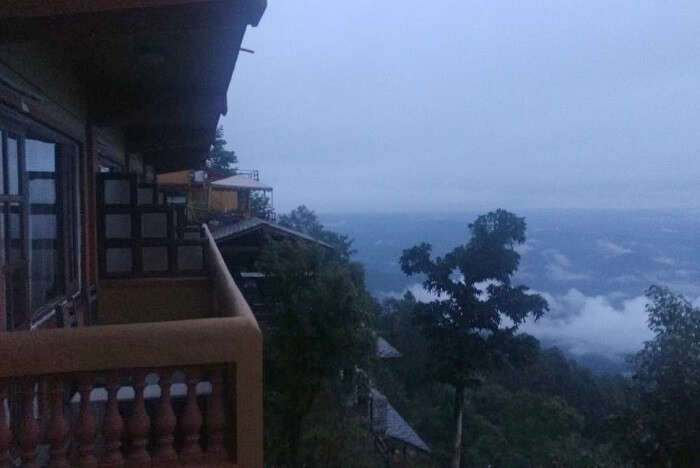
[0,226,263,467]
[0,316,255,379]
[203,223,261,334]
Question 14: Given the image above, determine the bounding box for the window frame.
[0,107,82,329]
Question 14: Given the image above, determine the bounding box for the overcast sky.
[221,1,700,214]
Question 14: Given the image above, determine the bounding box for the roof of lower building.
[371,388,431,453]
[210,217,332,248]
[377,336,402,358]
[210,175,272,191]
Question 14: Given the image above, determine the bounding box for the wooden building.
[157,169,273,221]
[210,217,332,321]
[0,1,266,466]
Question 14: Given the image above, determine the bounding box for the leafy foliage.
[400,209,548,467]
[257,209,374,467]
[205,126,237,176]
[250,192,274,220]
[375,293,628,467]
[278,205,354,260]
[626,285,700,466]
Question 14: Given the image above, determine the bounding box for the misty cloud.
[520,289,652,359]
[652,256,676,266]
[597,239,633,256]
[383,283,654,359]
[543,249,587,282]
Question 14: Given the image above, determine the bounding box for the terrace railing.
[0,224,262,467]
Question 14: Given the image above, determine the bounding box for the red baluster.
[19,380,39,468]
[153,370,177,466]
[205,369,227,461]
[47,379,70,468]
[179,369,202,464]
[100,372,124,467]
[0,384,11,468]
[126,370,150,466]
[38,381,50,439]
[75,375,98,467]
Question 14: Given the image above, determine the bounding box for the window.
[0,114,80,329]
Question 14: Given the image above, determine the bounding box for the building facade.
[0,1,266,466]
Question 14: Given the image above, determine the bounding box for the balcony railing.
[0,225,262,467]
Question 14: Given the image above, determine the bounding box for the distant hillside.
[320,209,700,373]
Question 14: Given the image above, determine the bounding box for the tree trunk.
[450,384,465,468]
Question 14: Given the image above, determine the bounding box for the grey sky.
[221,1,700,213]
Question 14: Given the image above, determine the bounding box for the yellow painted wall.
[98,278,213,325]
[157,170,193,186]
[209,188,239,212]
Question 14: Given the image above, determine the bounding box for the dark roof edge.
[246,0,267,26]
[212,217,334,249]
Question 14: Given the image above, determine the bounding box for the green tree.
[278,205,354,260]
[628,285,700,466]
[206,126,237,175]
[399,209,548,468]
[257,213,373,467]
[250,192,274,220]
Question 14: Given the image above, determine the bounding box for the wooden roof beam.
[0,0,266,26]
[90,93,226,127]
[0,0,264,44]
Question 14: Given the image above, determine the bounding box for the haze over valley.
[322,209,700,373]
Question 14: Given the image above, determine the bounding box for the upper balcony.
[0,224,262,467]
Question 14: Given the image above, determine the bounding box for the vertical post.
[101,372,124,467]
[0,384,11,468]
[126,370,150,466]
[47,379,69,468]
[19,380,39,468]
[179,368,202,464]
[204,368,226,461]
[75,375,97,468]
[153,370,177,466]
[235,340,263,468]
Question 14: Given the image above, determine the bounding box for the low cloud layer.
[597,239,633,256]
[520,289,652,359]
[383,284,654,360]
[543,249,588,282]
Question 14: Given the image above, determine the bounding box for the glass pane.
[25,139,56,171]
[29,179,56,204]
[65,151,79,286]
[9,202,22,261]
[142,212,167,238]
[104,179,131,204]
[30,246,58,310]
[0,203,4,263]
[137,187,154,205]
[178,245,203,271]
[9,266,28,329]
[7,136,19,195]
[0,131,4,194]
[142,246,168,272]
[106,248,132,273]
[30,213,60,310]
[105,214,131,239]
[27,138,62,311]
[30,214,56,239]
[183,229,201,240]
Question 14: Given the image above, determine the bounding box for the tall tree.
[206,125,238,176]
[278,205,354,260]
[628,285,700,466]
[400,209,547,468]
[258,210,373,467]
